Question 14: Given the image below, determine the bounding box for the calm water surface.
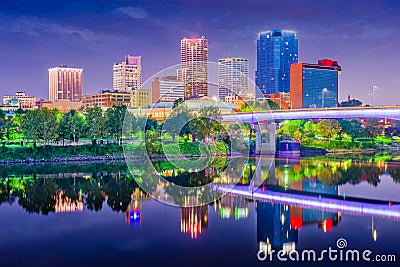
[1,157,400,266]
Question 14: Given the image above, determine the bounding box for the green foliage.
[84,106,106,143]
[172,98,185,109]
[277,120,304,140]
[105,105,128,144]
[145,130,163,155]
[240,99,280,112]
[375,135,393,145]
[316,119,342,142]
[339,119,364,141]
[339,99,362,107]
[58,110,85,144]
[21,108,58,147]
[164,107,193,139]
[0,143,123,160]
[365,118,384,139]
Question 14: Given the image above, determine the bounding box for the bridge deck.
[221,106,400,122]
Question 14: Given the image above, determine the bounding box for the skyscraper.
[178,36,208,99]
[151,76,184,103]
[290,59,341,109]
[113,55,142,91]
[218,57,249,101]
[256,29,298,95]
[48,66,83,101]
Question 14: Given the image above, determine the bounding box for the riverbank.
[0,143,397,165]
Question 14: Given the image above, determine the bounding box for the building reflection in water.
[218,195,248,220]
[55,191,84,213]
[181,205,208,239]
[257,169,342,254]
[257,202,298,255]
[125,188,151,225]
[290,179,341,232]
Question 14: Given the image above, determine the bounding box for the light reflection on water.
[0,157,400,266]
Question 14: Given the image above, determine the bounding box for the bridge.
[221,106,400,154]
[215,185,400,221]
[222,106,400,123]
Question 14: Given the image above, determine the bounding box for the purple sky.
[0,0,399,105]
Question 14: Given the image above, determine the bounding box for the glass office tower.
[256,29,298,95]
[290,59,341,109]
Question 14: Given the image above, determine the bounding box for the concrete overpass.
[221,106,400,154]
[222,106,400,123]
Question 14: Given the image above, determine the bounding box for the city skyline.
[0,0,399,105]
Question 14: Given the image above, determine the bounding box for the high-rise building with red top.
[290,59,341,109]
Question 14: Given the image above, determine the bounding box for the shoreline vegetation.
[0,142,398,164]
[2,102,400,165]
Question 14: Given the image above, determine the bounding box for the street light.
[322,88,328,108]
[371,85,378,106]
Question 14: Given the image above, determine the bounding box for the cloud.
[4,15,98,41]
[113,6,148,19]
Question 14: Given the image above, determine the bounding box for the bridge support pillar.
[253,123,276,155]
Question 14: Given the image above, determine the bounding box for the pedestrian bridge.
[221,106,400,123]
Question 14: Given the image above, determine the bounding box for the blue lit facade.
[302,68,338,108]
[256,29,298,95]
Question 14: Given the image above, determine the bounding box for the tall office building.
[256,29,298,95]
[48,66,83,101]
[290,59,341,109]
[218,57,249,101]
[178,36,208,99]
[151,76,184,103]
[113,55,142,91]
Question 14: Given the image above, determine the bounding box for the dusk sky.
[0,0,399,105]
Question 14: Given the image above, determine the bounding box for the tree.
[240,99,280,112]
[0,110,6,143]
[303,120,317,137]
[339,119,364,141]
[20,108,58,147]
[316,119,342,142]
[105,105,128,144]
[197,106,224,140]
[339,99,362,107]
[172,98,185,109]
[387,119,400,137]
[163,105,193,140]
[199,106,222,122]
[84,106,105,144]
[277,120,304,140]
[364,118,384,139]
[266,100,280,110]
[65,110,85,144]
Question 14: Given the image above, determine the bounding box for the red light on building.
[291,216,302,229]
[318,59,338,67]
[319,219,333,232]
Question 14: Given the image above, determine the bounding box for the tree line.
[0,106,157,147]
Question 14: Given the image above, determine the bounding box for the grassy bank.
[0,143,123,161]
[0,141,229,162]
